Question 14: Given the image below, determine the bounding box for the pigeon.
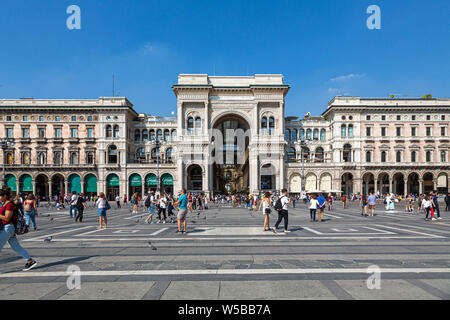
[44,236,53,242]
[49,218,54,221]
[147,241,157,251]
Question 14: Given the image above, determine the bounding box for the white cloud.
[330,73,365,82]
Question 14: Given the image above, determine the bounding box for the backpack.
[145,197,151,207]
[14,206,29,236]
[274,196,285,211]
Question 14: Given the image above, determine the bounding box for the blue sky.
[0,0,449,116]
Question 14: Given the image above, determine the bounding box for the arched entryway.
[161,173,174,195]
[378,173,390,195]
[260,164,276,191]
[211,114,250,194]
[407,173,420,195]
[423,173,434,194]
[341,173,353,195]
[35,174,49,199]
[305,173,318,192]
[68,174,82,194]
[84,174,98,198]
[319,173,332,192]
[106,174,120,200]
[19,174,33,195]
[129,173,143,198]
[187,165,203,191]
[362,173,375,195]
[289,174,302,194]
[51,174,65,198]
[392,173,405,196]
[437,173,448,194]
[145,173,157,193]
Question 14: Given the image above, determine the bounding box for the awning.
[145,174,157,186]
[20,174,33,192]
[161,174,173,186]
[129,174,142,187]
[69,174,81,194]
[107,174,120,187]
[6,175,17,192]
[84,174,98,193]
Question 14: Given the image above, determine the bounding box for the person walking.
[327,194,333,211]
[23,194,38,231]
[258,192,272,231]
[273,189,290,233]
[368,192,377,217]
[309,195,319,222]
[360,195,368,216]
[145,191,155,224]
[0,189,38,271]
[74,193,87,223]
[96,192,109,229]
[445,193,450,212]
[174,189,188,234]
[342,194,347,209]
[421,195,435,221]
[115,195,121,209]
[430,191,441,220]
[158,193,168,223]
[131,192,139,214]
[69,191,78,218]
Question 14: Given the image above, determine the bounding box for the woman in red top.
[0,189,37,271]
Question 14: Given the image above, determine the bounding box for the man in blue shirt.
[175,189,189,234]
[431,191,441,220]
[317,194,326,222]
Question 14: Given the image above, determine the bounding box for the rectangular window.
[442,115,445,121]
[366,127,371,137]
[55,116,60,122]
[396,127,401,137]
[55,128,62,138]
[441,127,446,137]
[382,115,386,121]
[412,115,416,121]
[87,116,93,122]
[6,116,11,121]
[39,116,44,121]
[427,115,431,121]
[411,127,416,137]
[366,115,371,121]
[381,127,386,137]
[426,127,432,136]
[23,116,28,121]
[87,128,93,138]
[38,128,46,138]
[6,128,13,138]
[397,115,401,121]
[72,116,76,122]
[22,128,29,138]
[71,128,78,138]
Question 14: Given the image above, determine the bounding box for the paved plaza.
[1,201,450,300]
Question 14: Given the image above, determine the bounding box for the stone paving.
[1,200,450,300]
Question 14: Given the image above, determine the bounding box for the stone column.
[64,180,68,197]
[176,156,184,191]
[388,179,392,194]
[419,179,423,194]
[404,179,408,196]
[47,183,50,198]
[374,179,378,195]
[249,152,258,194]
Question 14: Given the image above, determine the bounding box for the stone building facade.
[1,75,449,199]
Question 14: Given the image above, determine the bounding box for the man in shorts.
[368,192,377,216]
[175,189,188,234]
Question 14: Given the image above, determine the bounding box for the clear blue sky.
[0,0,449,116]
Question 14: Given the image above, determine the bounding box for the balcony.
[68,138,80,144]
[18,138,31,144]
[84,138,96,144]
[35,138,47,144]
[51,138,64,144]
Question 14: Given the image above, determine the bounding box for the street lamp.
[1,138,15,188]
[294,139,311,193]
[151,138,166,194]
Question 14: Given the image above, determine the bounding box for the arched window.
[292,129,298,141]
[106,125,112,138]
[187,117,194,136]
[113,125,120,138]
[313,129,319,140]
[136,147,145,162]
[306,129,312,140]
[70,152,78,165]
[268,117,275,136]
[396,151,402,163]
[341,125,347,137]
[315,147,324,162]
[343,144,352,162]
[6,153,13,165]
[285,129,291,141]
[108,145,118,164]
[134,130,141,142]
[22,152,30,165]
[195,117,202,135]
[151,148,160,160]
[38,152,46,165]
[261,117,267,136]
[171,130,177,142]
[54,152,62,165]
[150,130,155,141]
[411,151,417,163]
[86,152,94,164]
[348,125,354,137]
[166,148,174,162]
[300,129,305,141]
[320,129,326,141]
[157,129,163,141]
[381,151,387,163]
[142,129,148,142]
[366,151,372,163]
[426,151,432,162]
[286,147,296,162]
[164,129,170,142]
[441,151,446,162]
[302,147,310,162]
